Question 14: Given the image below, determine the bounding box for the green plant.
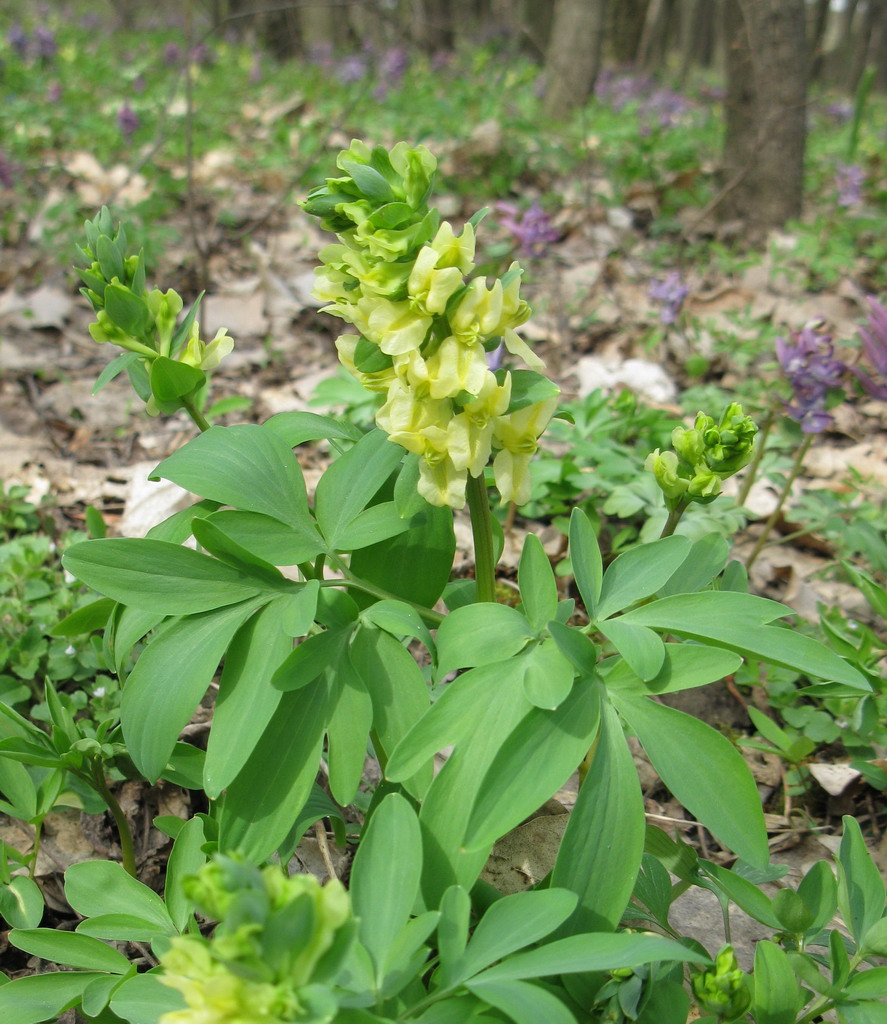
[1,140,883,1024]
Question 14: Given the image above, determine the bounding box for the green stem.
[466,471,497,603]
[321,577,445,626]
[659,499,690,539]
[745,432,814,572]
[181,393,211,432]
[90,763,138,878]
[736,411,775,508]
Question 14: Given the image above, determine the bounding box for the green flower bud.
[691,945,751,1022]
[146,288,184,355]
[645,449,689,507]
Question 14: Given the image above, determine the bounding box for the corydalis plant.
[853,295,887,400]
[775,324,846,434]
[301,141,558,509]
[646,402,757,536]
[74,208,232,428]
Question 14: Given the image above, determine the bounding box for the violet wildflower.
[495,200,559,258]
[775,325,846,433]
[163,41,181,67]
[835,163,864,207]
[132,74,146,95]
[640,87,689,130]
[33,26,57,61]
[45,80,61,103]
[824,100,853,123]
[117,101,140,142]
[336,54,367,84]
[853,295,887,400]
[649,271,689,325]
[7,24,28,58]
[189,42,213,65]
[0,152,16,190]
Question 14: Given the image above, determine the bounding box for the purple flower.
[379,47,408,87]
[132,74,146,94]
[33,26,57,60]
[495,200,559,258]
[117,101,140,141]
[640,87,689,129]
[775,326,846,433]
[7,24,28,58]
[835,163,864,207]
[852,296,887,400]
[189,42,214,65]
[336,54,367,84]
[164,41,182,66]
[823,100,853,123]
[649,272,689,325]
[45,80,61,103]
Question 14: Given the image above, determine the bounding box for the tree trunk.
[636,0,679,71]
[543,0,608,120]
[806,0,831,81]
[721,0,807,233]
[607,0,649,64]
[519,0,556,58]
[826,0,860,86]
[679,0,719,84]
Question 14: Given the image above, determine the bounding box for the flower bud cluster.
[691,945,751,1021]
[302,141,558,508]
[75,207,233,414]
[159,856,352,1024]
[646,403,757,510]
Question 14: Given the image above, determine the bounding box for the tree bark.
[607,0,649,64]
[721,0,807,233]
[543,0,608,120]
[807,0,831,81]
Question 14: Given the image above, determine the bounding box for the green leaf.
[659,533,729,596]
[264,410,363,447]
[861,917,887,957]
[65,861,175,936]
[568,509,602,618]
[475,932,709,983]
[349,499,455,609]
[518,640,576,709]
[334,501,414,551]
[152,424,316,534]
[340,160,397,203]
[206,509,324,566]
[452,889,577,985]
[597,619,665,682]
[603,643,742,696]
[595,536,691,620]
[435,603,532,679]
[845,967,887,1001]
[797,860,838,937]
[272,625,352,693]
[547,619,599,677]
[751,940,803,1024]
[466,978,577,1024]
[0,971,108,1024]
[314,430,404,550]
[219,677,333,861]
[350,794,422,989]
[149,356,205,403]
[203,600,291,797]
[436,886,472,987]
[0,877,43,930]
[110,972,185,1024]
[122,598,266,781]
[359,600,434,655]
[190,517,286,586]
[104,283,151,338]
[92,351,141,396]
[52,597,116,637]
[837,815,886,946]
[703,863,781,929]
[350,626,433,799]
[500,369,561,413]
[10,928,132,974]
[326,645,374,806]
[0,757,37,819]
[518,534,558,633]
[464,679,599,851]
[63,538,268,615]
[552,695,645,934]
[163,816,208,933]
[616,695,770,868]
[619,593,870,690]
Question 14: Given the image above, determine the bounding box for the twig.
[313,820,338,881]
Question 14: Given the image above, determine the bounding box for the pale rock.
[576,355,677,404]
[119,463,193,538]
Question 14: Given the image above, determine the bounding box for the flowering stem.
[467,471,497,602]
[736,410,774,507]
[89,762,138,878]
[659,499,690,539]
[745,433,814,572]
[181,394,211,432]
[322,578,445,626]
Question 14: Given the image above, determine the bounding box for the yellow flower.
[376,381,451,455]
[335,334,397,393]
[417,432,468,508]
[492,395,559,504]
[407,245,464,316]
[450,278,504,345]
[179,323,234,371]
[447,371,512,475]
[428,221,476,274]
[356,297,432,356]
[425,335,489,399]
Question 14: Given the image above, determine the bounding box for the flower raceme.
[302,142,558,508]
